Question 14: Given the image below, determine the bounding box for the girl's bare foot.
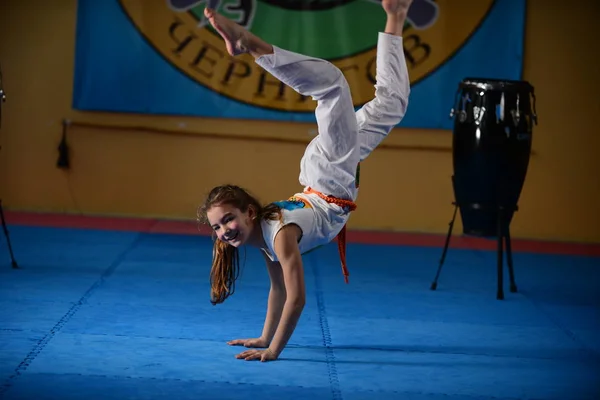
[382,0,413,16]
[382,0,413,35]
[204,8,273,58]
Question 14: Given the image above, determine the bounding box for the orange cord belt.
[303,187,357,284]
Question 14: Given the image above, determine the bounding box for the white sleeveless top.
[260,191,350,262]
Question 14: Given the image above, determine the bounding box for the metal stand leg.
[496,207,504,300]
[430,203,458,291]
[0,65,17,269]
[505,225,518,293]
[496,206,519,299]
[0,199,18,269]
[432,203,519,300]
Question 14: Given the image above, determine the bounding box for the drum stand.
[0,66,19,269]
[0,200,18,269]
[430,188,518,301]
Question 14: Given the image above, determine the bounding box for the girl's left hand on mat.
[235,348,277,362]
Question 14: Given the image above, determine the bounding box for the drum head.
[459,78,533,92]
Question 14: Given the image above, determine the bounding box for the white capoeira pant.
[257,33,410,280]
[255,32,410,202]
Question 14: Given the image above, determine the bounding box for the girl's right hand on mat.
[227,337,269,348]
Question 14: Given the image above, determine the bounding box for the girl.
[198,0,412,362]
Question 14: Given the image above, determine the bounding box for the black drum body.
[451,78,538,237]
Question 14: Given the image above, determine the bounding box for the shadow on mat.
[282,344,600,363]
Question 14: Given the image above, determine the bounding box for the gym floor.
[1,212,599,400]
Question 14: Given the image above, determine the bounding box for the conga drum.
[450,78,538,237]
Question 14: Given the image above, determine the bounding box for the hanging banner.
[72,0,526,129]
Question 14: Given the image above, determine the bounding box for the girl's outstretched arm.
[236,224,306,361]
[260,257,287,343]
[267,224,307,357]
[227,256,286,349]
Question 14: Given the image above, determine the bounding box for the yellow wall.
[0,0,598,243]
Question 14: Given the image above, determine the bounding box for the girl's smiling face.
[207,203,256,247]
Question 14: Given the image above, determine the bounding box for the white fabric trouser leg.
[255,32,410,202]
[256,47,360,201]
[356,33,410,162]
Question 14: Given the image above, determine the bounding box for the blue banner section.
[73,0,526,130]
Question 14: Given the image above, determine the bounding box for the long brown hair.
[197,184,282,305]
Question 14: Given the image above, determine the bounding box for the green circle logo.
[119,0,495,112]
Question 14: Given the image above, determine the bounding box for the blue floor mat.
[1,225,599,399]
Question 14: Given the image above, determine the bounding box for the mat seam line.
[310,254,343,400]
[0,327,591,363]
[0,232,144,397]
[0,371,553,400]
[521,292,600,360]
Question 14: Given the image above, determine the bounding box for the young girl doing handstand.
[198,0,413,362]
